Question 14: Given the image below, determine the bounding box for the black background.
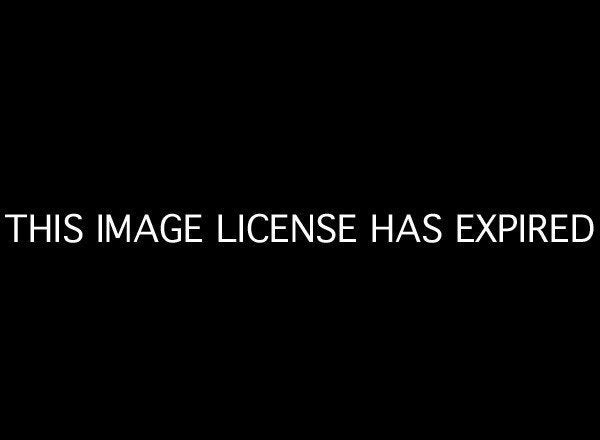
[1,6,597,434]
